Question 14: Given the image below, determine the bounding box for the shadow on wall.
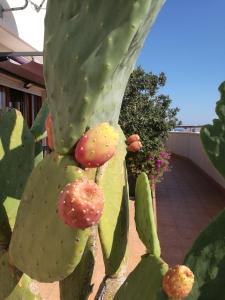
[0,0,18,36]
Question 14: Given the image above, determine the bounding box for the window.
[0,86,7,109]
[0,85,42,127]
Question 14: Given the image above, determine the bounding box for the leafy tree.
[119,66,179,193]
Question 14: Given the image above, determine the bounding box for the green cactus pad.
[200,81,225,178]
[9,153,93,282]
[114,254,168,300]
[184,208,225,300]
[97,127,129,276]
[0,198,20,250]
[0,108,34,250]
[135,172,161,256]
[0,251,22,300]
[59,235,95,300]
[34,141,43,167]
[6,274,42,300]
[44,0,165,153]
[30,100,49,142]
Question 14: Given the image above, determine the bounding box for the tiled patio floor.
[157,156,225,265]
[38,156,225,299]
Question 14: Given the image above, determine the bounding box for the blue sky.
[137,0,225,125]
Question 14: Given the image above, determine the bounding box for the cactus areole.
[58,178,104,229]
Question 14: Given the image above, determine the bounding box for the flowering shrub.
[118,67,179,195]
[125,148,171,196]
[147,150,171,183]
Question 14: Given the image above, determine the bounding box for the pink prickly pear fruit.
[126,134,140,145]
[162,265,194,299]
[74,122,119,168]
[45,114,54,149]
[127,141,142,152]
[57,178,104,229]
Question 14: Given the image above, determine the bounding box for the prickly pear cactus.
[6,0,169,299]
[44,0,165,153]
[114,254,168,300]
[113,173,168,300]
[97,127,128,276]
[94,127,129,299]
[135,172,161,256]
[30,100,49,142]
[0,108,35,250]
[6,274,42,300]
[190,80,225,299]
[59,233,96,300]
[184,208,225,300]
[9,153,92,282]
[200,81,225,178]
[0,251,21,300]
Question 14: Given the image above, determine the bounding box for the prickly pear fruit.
[127,141,142,152]
[45,114,54,149]
[75,123,119,168]
[162,265,194,299]
[126,134,140,145]
[58,178,104,229]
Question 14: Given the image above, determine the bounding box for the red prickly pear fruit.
[162,265,194,299]
[127,141,142,152]
[45,114,54,149]
[57,178,104,229]
[74,122,119,168]
[126,134,140,145]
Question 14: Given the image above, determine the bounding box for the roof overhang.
[0,26,45,96]
[0,25,38,52]
[0,57,45,88]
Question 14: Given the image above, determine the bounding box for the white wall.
[0,0,46,50]
[166,132,225,189]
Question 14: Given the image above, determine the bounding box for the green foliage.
[200,81,225,178]
[119,66,179,179]
[135,173,160,256]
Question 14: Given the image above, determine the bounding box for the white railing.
[166,132,225,190]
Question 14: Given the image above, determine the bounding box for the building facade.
[0,0,46,126]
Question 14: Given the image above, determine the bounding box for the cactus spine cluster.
[1,0,225,299]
